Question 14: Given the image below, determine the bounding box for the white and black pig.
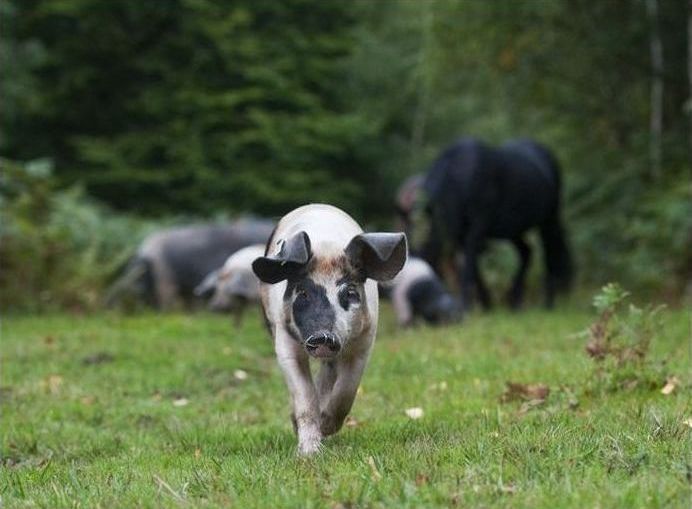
[194,244,265,324]
[106,218,274,310]
[252,204,407,455]
[383,256,462,327]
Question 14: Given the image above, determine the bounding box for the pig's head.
[195,268,259,313]
[421,292,463,325]
[253,231,407,359]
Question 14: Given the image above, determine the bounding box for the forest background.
[1,0,690,310]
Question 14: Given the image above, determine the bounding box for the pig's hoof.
[320,412,343,436]
[297,439,322,456]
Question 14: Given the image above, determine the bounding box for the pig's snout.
[435,295,463,323]
[305,332,340,358]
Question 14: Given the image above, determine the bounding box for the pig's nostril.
[305,333,340,352]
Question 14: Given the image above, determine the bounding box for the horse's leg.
[460,232,492,311]
[506,237,532,310]
[472,245,492,310]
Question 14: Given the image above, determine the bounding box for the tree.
[2,0,382,218]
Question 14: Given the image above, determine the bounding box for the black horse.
[408,137,573,310]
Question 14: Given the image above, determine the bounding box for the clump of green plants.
[0,158,155,312]
[581,283,667,393]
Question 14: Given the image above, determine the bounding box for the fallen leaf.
[518,399,546,415]
[500,382,550,403]
[683,418,692,428]
[661,376,679,395]
[173,398,189,407]
[429,381,448,391]
[43,375,63,395]
[194,448,201,459]
[499,484,517,495]
[43,335,55,346]
[415,473,429,486]
[81,352,115,366]
[233,369,248,381]
[151,391,162,401]
[405,407,424,419]
[345,416,359,428]
[366,456,382,481]
[80,395,95,405]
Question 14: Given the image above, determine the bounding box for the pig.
[383,256,462,327]
[252,204,407,455]
[106,218,275,310]
[194,244,265,324]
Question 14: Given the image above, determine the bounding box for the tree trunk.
[410,3,434,171]
[646,0,664,180]
[688,0,692,158]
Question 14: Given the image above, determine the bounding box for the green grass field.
[1,305,690,508]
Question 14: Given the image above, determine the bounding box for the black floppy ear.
[345,232,407,282]
[252,231,312,284]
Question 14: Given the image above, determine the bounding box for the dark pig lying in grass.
[382,256,462,327]
[252,204,407,455]
[107,219,275,310]
[194,244,265,324]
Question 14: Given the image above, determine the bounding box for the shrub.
[0,159,154,311]
[581,283,667,394]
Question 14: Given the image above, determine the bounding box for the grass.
[1,304,690,508]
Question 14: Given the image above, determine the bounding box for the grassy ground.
[1,305,690,508]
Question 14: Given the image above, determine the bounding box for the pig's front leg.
[275,334,322,455]
[319,353,369,437]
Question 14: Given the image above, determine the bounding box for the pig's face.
[195,268,259,312]
[211,271,259,312]
[281,257,368,358]
[253,231,407,359]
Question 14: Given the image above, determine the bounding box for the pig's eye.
[345,286,360,302]
[338,284,360,310]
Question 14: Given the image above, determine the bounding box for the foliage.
[2,0,378,218]
[347,0,691,296]
[581,284,668,393]
[2,309,689,507]
[0,159,155,311]
[1,0,691,302]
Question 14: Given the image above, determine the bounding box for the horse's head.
[405,186,452,279]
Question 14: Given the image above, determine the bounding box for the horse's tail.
[539,158,574,294]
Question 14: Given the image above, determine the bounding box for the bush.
[0,159,155,311]
[580,283,668,394]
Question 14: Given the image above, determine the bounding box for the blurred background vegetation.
[1,0,690,311]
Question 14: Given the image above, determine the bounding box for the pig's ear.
[252,231,312,284]
[194,269,220,298]
[346,232,407,282]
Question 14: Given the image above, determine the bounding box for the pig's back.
[268,204,363,256]
[224,244,266,273]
